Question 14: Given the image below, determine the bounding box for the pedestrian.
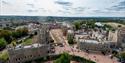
[94,56,96,58]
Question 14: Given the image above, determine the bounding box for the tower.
[38,24,50,44]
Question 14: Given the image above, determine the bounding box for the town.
[0,17,125,63]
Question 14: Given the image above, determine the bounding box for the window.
[16,59,17,61]
[25,56,26,58]
[18,58,20,60]
[30,55,32,57]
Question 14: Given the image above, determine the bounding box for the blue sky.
[0,0,125,17]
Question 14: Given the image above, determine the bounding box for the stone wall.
[8,45,49,63]
[8,24,51,63]
[117,27,125,49]
[78,41,111,53]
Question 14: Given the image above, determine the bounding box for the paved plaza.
[50,29,119,63]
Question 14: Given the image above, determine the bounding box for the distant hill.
[0,16,125,22]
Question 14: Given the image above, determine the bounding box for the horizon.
[0,15,125,18]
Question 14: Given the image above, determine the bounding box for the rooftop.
[79,39,99,44]
[9,43,44,50]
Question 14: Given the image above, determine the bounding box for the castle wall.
[8,45,49,63]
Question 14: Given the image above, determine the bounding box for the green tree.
[86,21,96,28]
[67,34,74,44]
[73,21,81,30]
[3,27,13,30]
[22,27,28,36]
[119,52,125,61]
[104,24,114,31]
[15,27,28,38]
[0,30,12,44]
[12,31,20,38]
[0,38,6,48]
[54,52,70,63]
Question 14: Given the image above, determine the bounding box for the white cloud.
[0,0,125,17]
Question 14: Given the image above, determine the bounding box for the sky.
[0,0,125,17]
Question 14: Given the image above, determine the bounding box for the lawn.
[104,22,125,29]
[0,50,9,61]
[22,38,33,46]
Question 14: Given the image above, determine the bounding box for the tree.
[0,30,12,44]
[86,21,96,28]
[15,27,28,38]
[0,38,6,48]
[54,52,70,63]
[119,52,125,62]
[11,27,29,39]
[22,27,28,36]
[12,31,20,38]
[67,33,74,44]
[104,24,113,31]
[3,27,13,30]
[73,21,81,30]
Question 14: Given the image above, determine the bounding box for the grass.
[104,22,125,29]
[0,50,9,61]
[22,38,33,46]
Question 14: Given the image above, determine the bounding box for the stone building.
[8,24,51,63]
[76,28,117,54]
[117,27,125,49]
[8,44,49,63]
[77,39,111,53]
